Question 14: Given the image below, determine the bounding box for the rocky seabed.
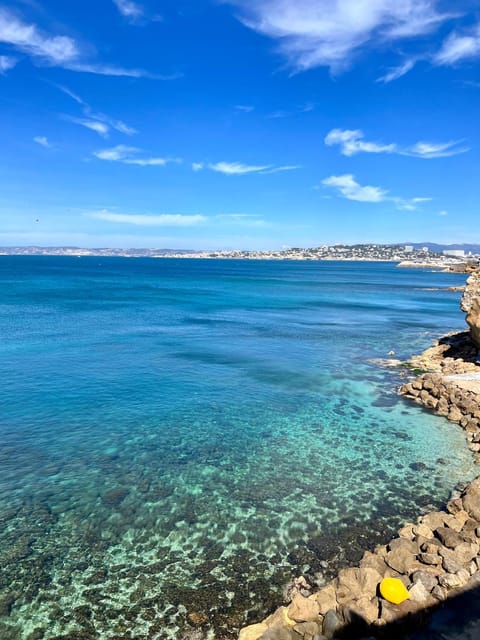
[238,270,480,640]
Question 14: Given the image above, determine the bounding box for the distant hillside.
[404,243,480,253]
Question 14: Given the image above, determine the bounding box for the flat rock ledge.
[238,277,480,640]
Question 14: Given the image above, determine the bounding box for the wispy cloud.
[225,0,455,73]
[195,161,301,175]
[0,7,79,64]
[322,173,430,210]
[0,54,17,74]
[439,210,448,216]
[377,58,416,83]
[89,210,206,226]
[64,116,110,137]
[93,145,180,166]
[325,129,396,156]
[325,128,469,159]
[57,84,137,136]
[111,0,162,25]
[403,141,469,159]
[33,135,51,148]
[63,62,158,79]
[112,0,144,21]
[434,22,480,65]
[0,7,160,78]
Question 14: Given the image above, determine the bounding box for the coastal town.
[1,244,479,268]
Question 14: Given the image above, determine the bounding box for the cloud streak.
[58,85,137,136]
[93,145,180,166]
[0,7,162,78]
[226,0,455,73]
[194,161,301,175]
[89,210,206,226]
[322,173,431,210]
[325,128,469,158]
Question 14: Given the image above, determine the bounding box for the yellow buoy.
[379,578,411,605]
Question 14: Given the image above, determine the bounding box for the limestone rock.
[315,584,338,616]
[411,570,438,592]
[288,594,320,623]
[463,489,480,521]
[435,527,465,549]
[334,568,382,604]
[239,622,268,640]
[408,581,435,606]
[343,596,379,625]
[413,523,434,539]
[466,296,480,349]
[292,621,321,640]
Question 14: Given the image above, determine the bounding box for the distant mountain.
[403,243,480,253]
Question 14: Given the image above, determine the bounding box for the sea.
[0,256,477,640]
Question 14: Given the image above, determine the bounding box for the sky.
[0,0,479,250]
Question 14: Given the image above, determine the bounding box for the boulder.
[463,489,480,521]
[239,623,268,640]
[411,570,438,592]
[435,527,465,549]
[315,584,338,616]
[334,568,382,604]
[287,594,320,623]
[343,597,379,625]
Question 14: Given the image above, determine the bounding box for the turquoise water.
[0,257,476,640]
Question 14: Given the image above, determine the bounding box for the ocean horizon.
[0,257,477,640]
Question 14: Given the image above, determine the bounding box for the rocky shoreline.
[238,269,480,640]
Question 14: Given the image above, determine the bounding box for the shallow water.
[0,257,476,639]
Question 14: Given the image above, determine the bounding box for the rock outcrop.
[462,269,480,349]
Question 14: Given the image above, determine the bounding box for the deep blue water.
[0,257,476,640]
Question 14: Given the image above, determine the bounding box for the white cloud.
[325,129,396,156]
[192,162,204,171]
[434,23,480,65]
[235,105,255,113]
[226,0,454,73]
[377,58,416,83]
[63,62,156,78]
[206,161,300,175]
[34,136,51,148]
[0,54,17,74]
[65,117,110,137]
[112,0,144,20]
[93,145,179,166]
[0,7,156,78]
[325,128,469,159]
[439,210,448,216]
[0,8,79,64]
[322,174,387,203]
[89,210,206,226]
[322,174,430,210]
[403,140,469,158]
[209,161,271,175]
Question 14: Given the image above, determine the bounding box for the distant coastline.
[1,243,479,269]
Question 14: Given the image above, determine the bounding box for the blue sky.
[0,0,479,249]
